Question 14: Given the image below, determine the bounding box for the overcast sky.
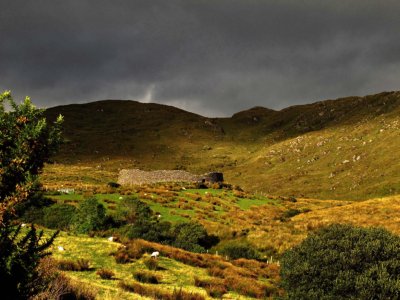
[1,1,400,117]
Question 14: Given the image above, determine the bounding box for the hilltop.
[43,91,400,200]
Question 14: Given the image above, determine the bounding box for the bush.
[171,222,208,252]
[43,204,77,230]
[220,240,260,260]
[96,268,115,280]
[280,224,400,300]
[116,197,152,225]
[57,259,91,271]
[107,182,120,188]
[280,208,301,221]
[133,270,160,284]
[114,252,131,264]
[74,197,107,233]
[0,92,62,300]
[171,288,206,300]
[143,257,159,270]
[118,281,207,300]
[194,277,227,298]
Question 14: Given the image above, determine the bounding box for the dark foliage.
[220,241,260,260]
[117,198,217,252]
[74,197,107,233]
[280,224,400,300]
[96,268,115,280]
[133,270,160,284]
[43,204,77,230]
[0,224,58,299]
[0,91,63,299]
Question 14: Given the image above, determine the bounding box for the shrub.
[280,208,301,221]
[74,197,107,233]
[116,197,152,225]
[194,277,227,298]
[219,240,260,260]
[0,91,62,299]
[171,288,206,300]
[107,182,120,188]
[143,257,159,270]
[43,204,77,230]
[76,259,91,271]
[57,259,91,271]
[114,252,131,264]
[118,281,167,299]
[96,268,115,280]
[20,206,47,225]
[224,275,268,298]
[171,222,208,252]
[133,270,160,284]
[280,224,400,300]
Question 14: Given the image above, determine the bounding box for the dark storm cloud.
[1,0,400,116]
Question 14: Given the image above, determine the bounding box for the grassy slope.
[44,190,400,299]
[48,186,400,253]
[42,91,400,200]
[50,232,274,300]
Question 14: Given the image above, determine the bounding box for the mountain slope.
[43,91,400,200]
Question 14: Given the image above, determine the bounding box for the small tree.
[0,91,63,299]
[74,197,107,233]
[172,222,208,252]
[280,224,400,300]
[116,196,152,224]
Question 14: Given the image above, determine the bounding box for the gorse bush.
[0,91,63,299]
[280,224,400,300]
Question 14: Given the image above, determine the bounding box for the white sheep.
[150,251,160,258]
[108,236,114,242]
[57,246,65,251]
[21,223,26,227]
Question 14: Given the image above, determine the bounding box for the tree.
[0,91,63,299]
[172,222,208,252]
[74,197,107,233]
[116,196,152,225]
[280,224,400,300]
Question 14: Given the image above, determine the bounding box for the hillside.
[43,91,400,200]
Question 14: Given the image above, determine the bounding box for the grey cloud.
[1,0,400,116]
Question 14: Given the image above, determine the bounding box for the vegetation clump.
[96,268,115,280]
[74,197,107,233]
[143,257,159,271]
[133,270,161,284]
[118,281,206,300]
[0,91,63,299]
[57,258,91,271]
[219,240,261,260]
[280,223,400,299]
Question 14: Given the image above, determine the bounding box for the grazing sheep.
[150,251,159,258]
[58,246,65,251]
[108,236,114,242]
[21,223,26,227]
